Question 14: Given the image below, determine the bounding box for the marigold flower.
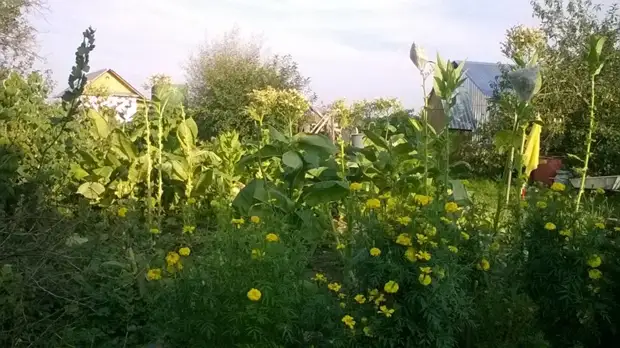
[328,282,342,292]
[416,233,429,244]
[414,194,432,206]
[477,258,490,271]
[425,226,437,237]
[336,243,346,250]
[341,315,356,329]
[250,215,261,224]
[444,201,459,213]
[149,227,160,234]
[231,218,245,225]
[368,289,379,298]
[544,222,556,231]
[117,207,128,217]
[374,293,386,305]
[536,201,548,209]
[338,293,347,300]
[404,247,416,262]
[265,233,279,242]
[587,254,602,268]
[378,305,395,317]
[559,229,573,239]
[460,232,470,240]
[550,182,565,192]
[420,266,432,274]
[418,274,432,286]
[146,268,162,281]
[416,250,431,261]
[349,182,363,191]
[589,268,603,280]
[179,247,191,256]
[595,222,605,229]
[429,241,438,248]
[448,245,459,254]
[396,216,412,226]
[366,198,381,210]
[312,273,327,282]
[182,225,196,234]
[354,294,367,304]
[370,247,381,257]
[384,280,399,294]
[396,233,413,246]
[247,288,262,301]
[440,217,451,224]
[166,251,180,266]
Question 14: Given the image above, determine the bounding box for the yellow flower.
[404,247,417,262]
[265,233,279,242]
[420,266,432,274]
[312,273,327,283]
[396,233,413,246]
[416,251,431,261]
[117,207,128,217]
[384,280,399,294]
[429,241,438,248]
[448,245,459,254]
[589,268,603,280]
[374,293,386,305]
[587,254,602,268]
[396,216,412,226]
[550,182,565,192]
[340,302,346,308]
[444,201,459,213]
[179,247,191,256]
[363,326,373,337]
[416,233,429,245]
[328,282,342,292]
[418,274,432,286]
[425,226,437,237]
[596,188,605,194]
[440,216,451,224]
[247,288,262,301]
[149,227,160,234]
[354,294,367,304]
[477,258,490,271]
[536,201,548,209]
[379,192,391,199]
[368,288,379,299]
[544,222,556,231]
[595,222,605,229]
[341,315,356,329]
[336,243,346,250]
[251,248,265,259]
[414,194,432,206]
[166,251,180,266]
[182,225,196,234]
[366,198,381,210]
[378,305,395,317]
[146,268,162,281]
[338,293,346,299]
[250,215,261,224]
[370,247,381,257]
[231,218,245,226]
[349,182,363,191]
[460,232,470,240]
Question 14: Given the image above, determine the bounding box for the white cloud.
[33,0,538,108]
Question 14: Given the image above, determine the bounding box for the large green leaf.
[177,118,198,149]
[295,134,338,154]
[88,109,110,139]
[302,180,349,207]
[269,126,288,143]
[70,163,89,180]
[282,150,303,170]
[232,179,269,215]
[364,129,389,150]
[192,169,214,196]
[78,150,101,167]
[93,166,113,181]
[77,182,106,200]
[169,159,189,181]
[110,131,137,161]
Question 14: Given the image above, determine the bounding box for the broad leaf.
[77,182,105,200]
[302,180,349,207]
[177,118,198,149]
[70,163,90,180]
[88,109,110,139]
[232,179,269,215]
[110,131,137,160]
[295,134,338,154]
[282,151,303,170]
[364,129,389,149]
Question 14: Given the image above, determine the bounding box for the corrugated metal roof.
[455,61,505,97]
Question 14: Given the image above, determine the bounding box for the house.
[428,61,506,133]
[57,68,146,121]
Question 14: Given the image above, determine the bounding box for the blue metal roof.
[455,61,505,97]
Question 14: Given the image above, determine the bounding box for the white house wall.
[83,95,138,122]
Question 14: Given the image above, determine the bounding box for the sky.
[31,0,540,108]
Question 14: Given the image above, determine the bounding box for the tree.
[185,28,313,140]
[0,0,45,71]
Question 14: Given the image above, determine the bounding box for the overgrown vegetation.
[2,1,620,348]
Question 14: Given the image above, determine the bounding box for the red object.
[530,157,563,186]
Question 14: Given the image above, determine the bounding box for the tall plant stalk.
[420,73,430,194]
[575,77,597,211]
[143,99,153,228]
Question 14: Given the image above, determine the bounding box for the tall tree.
[0,0,44,71]
[184,28,313,140]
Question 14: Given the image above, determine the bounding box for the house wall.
[88,71,136,96]
[463,78,491,128]
[83,95,139,122]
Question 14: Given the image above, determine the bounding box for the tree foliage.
[0,0,45,71]
[185,28,313,140]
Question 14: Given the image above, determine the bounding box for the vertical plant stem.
[420,71,430,194]
[156,99,168,223]
[575,77,597,211]
[143,100,153,228]
[504,111,520,205]
[444,104,452,191]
